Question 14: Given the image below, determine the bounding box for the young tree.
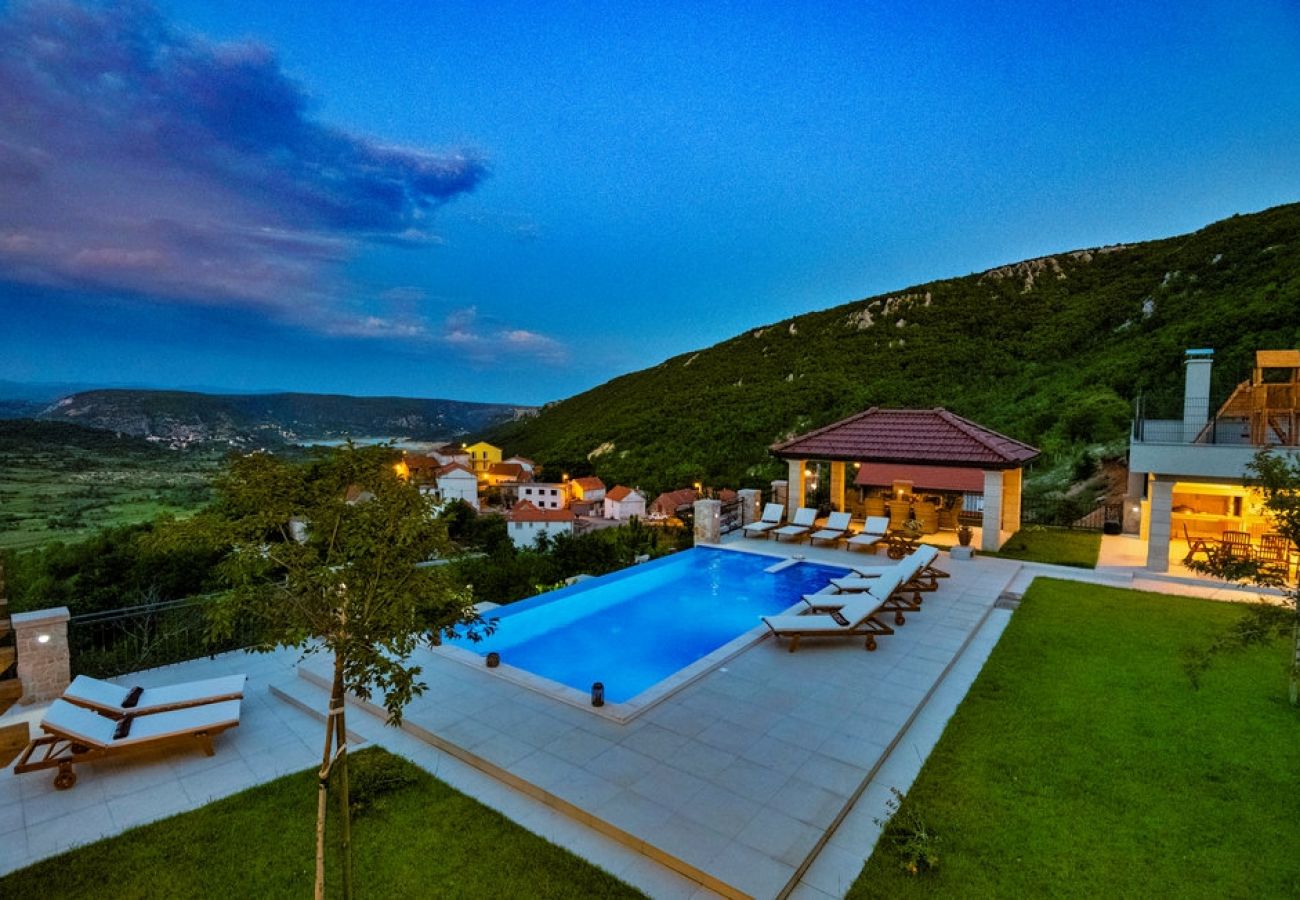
[197,445,489,899]
[1185,449,1300,706]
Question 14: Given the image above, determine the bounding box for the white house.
[517,482,567,509]
[426,462,479,510]
[505,455,537,476]
[604,485,646,521]
[507,500,575,548]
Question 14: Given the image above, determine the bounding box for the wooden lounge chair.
[1257,533,1294,582]
[1181,523,1217,565]
[742,502,786,539]
[809,511,853,546]
[801,571,917,624]
[845,516,890,553]
[761,594,894,652]
[62,673,247,719]
[13,698,242,790]
[772,507,818,543]
[846,545,946,593]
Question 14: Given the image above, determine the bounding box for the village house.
[429,462,479,510]
[504,455,537,477]
[464,441,502,476]
[506,500,575,547]
[483,461,529,487]
[650,488,699,519]
[517,482,568,510]
[570,476,606,503]
[604,485,646,521]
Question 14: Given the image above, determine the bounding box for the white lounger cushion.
[773,507,817,537]
[65,673,247,714]
[42,698,242,749]
[806,572,905,607]
[764,594,880,632]
[845,532,884,547]
[810,512,852,541]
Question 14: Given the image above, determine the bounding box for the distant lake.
[300,437,457,452]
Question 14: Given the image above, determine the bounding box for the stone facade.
[13,607,71,705]
[736,489,762,525]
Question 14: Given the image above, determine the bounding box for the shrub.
[875,787,941,876]
[341,748,422,816]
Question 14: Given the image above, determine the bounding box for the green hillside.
[484,203,1300,494]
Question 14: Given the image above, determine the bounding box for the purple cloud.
[0,1,488,313]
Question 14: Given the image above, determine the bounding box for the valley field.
[0,421,221,550]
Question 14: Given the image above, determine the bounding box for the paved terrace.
[1,534,1273,897]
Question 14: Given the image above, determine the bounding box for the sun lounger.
[813,570,920,625]
[742,502,786,538]
[809,511,853,546]
[845,515,890,552]
[773,507,818,543]
[850,544,947,591]
[13,698,242,790]
[62,673,247,718]
[761,594,894,652]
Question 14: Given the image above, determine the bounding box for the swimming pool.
[446,547,849,708]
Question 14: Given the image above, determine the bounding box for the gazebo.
[771,407,1040,552]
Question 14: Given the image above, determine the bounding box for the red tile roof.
[717,488,738,502]
[605,485,642,502]
[572,476,605,492]
[403,454,440,474]
[853,462,986,492]
[436,462,475,477]
[508,500,575,522]
[487,462,526,479]
[772,408,1038,469]
[652,488,699,515]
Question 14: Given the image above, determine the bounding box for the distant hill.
[39,389,537,448]
[482,202,1300,494]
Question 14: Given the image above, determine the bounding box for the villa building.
[429,462,479,510]
[506,500,575,547]
[604,486,646,521]
[483,461,529,487]
[651,488,699,520]
[771,407,1039,552]
[1128,348,1300,571]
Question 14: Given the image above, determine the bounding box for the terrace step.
[0,678,21,718]
[266,679,366,746]
[0,646,14,674]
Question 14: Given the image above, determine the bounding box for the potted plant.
[957,524,973,547]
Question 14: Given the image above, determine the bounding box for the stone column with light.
[13,606,71,705]
[737,488,762,525]
[785,459,805,516]
[693,499,722,545]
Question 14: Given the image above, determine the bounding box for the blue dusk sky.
[2,1,1299,404]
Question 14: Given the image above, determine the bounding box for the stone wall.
[13,607,71,705]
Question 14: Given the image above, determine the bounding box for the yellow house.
[464,441,503,475]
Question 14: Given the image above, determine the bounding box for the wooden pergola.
[771,407,1040,552]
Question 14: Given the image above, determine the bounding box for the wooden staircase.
[0,562,20,718]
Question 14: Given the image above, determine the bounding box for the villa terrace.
[2,518,1281,898]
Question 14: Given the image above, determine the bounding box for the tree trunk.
[1290,613,1298,707]
[333,661,354,900]
[314,670,337,900]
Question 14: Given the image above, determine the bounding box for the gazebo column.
[1145,475,1175,572]
[1001,467,1022,535]
[981,470,1004,551]
[786,458,806,516]
[829,461,846,512]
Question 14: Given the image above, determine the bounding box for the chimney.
[1182,348,1214,441]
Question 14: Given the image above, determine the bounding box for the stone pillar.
[981,470,1004,552]
[737,489,762,525]
[830,461,847,512]
[13,606,71,705]
[771,480,788,509]
[1145,475,1175,572]
[1000,468,1022,534]
[693,499,722,545]
[785,459,806,516]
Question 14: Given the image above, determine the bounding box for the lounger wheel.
[54,766,77,791]
[894,612,906,626]
[865,636,877,651]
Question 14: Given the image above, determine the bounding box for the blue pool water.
[450,547,848,703]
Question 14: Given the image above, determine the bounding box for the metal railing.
[1021,500,1121,532]
[719,498,743,535]
[68,594,259,679]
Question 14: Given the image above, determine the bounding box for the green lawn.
[985,527,1101,568]
[850,578,1300,898]
[0,748,642,899]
